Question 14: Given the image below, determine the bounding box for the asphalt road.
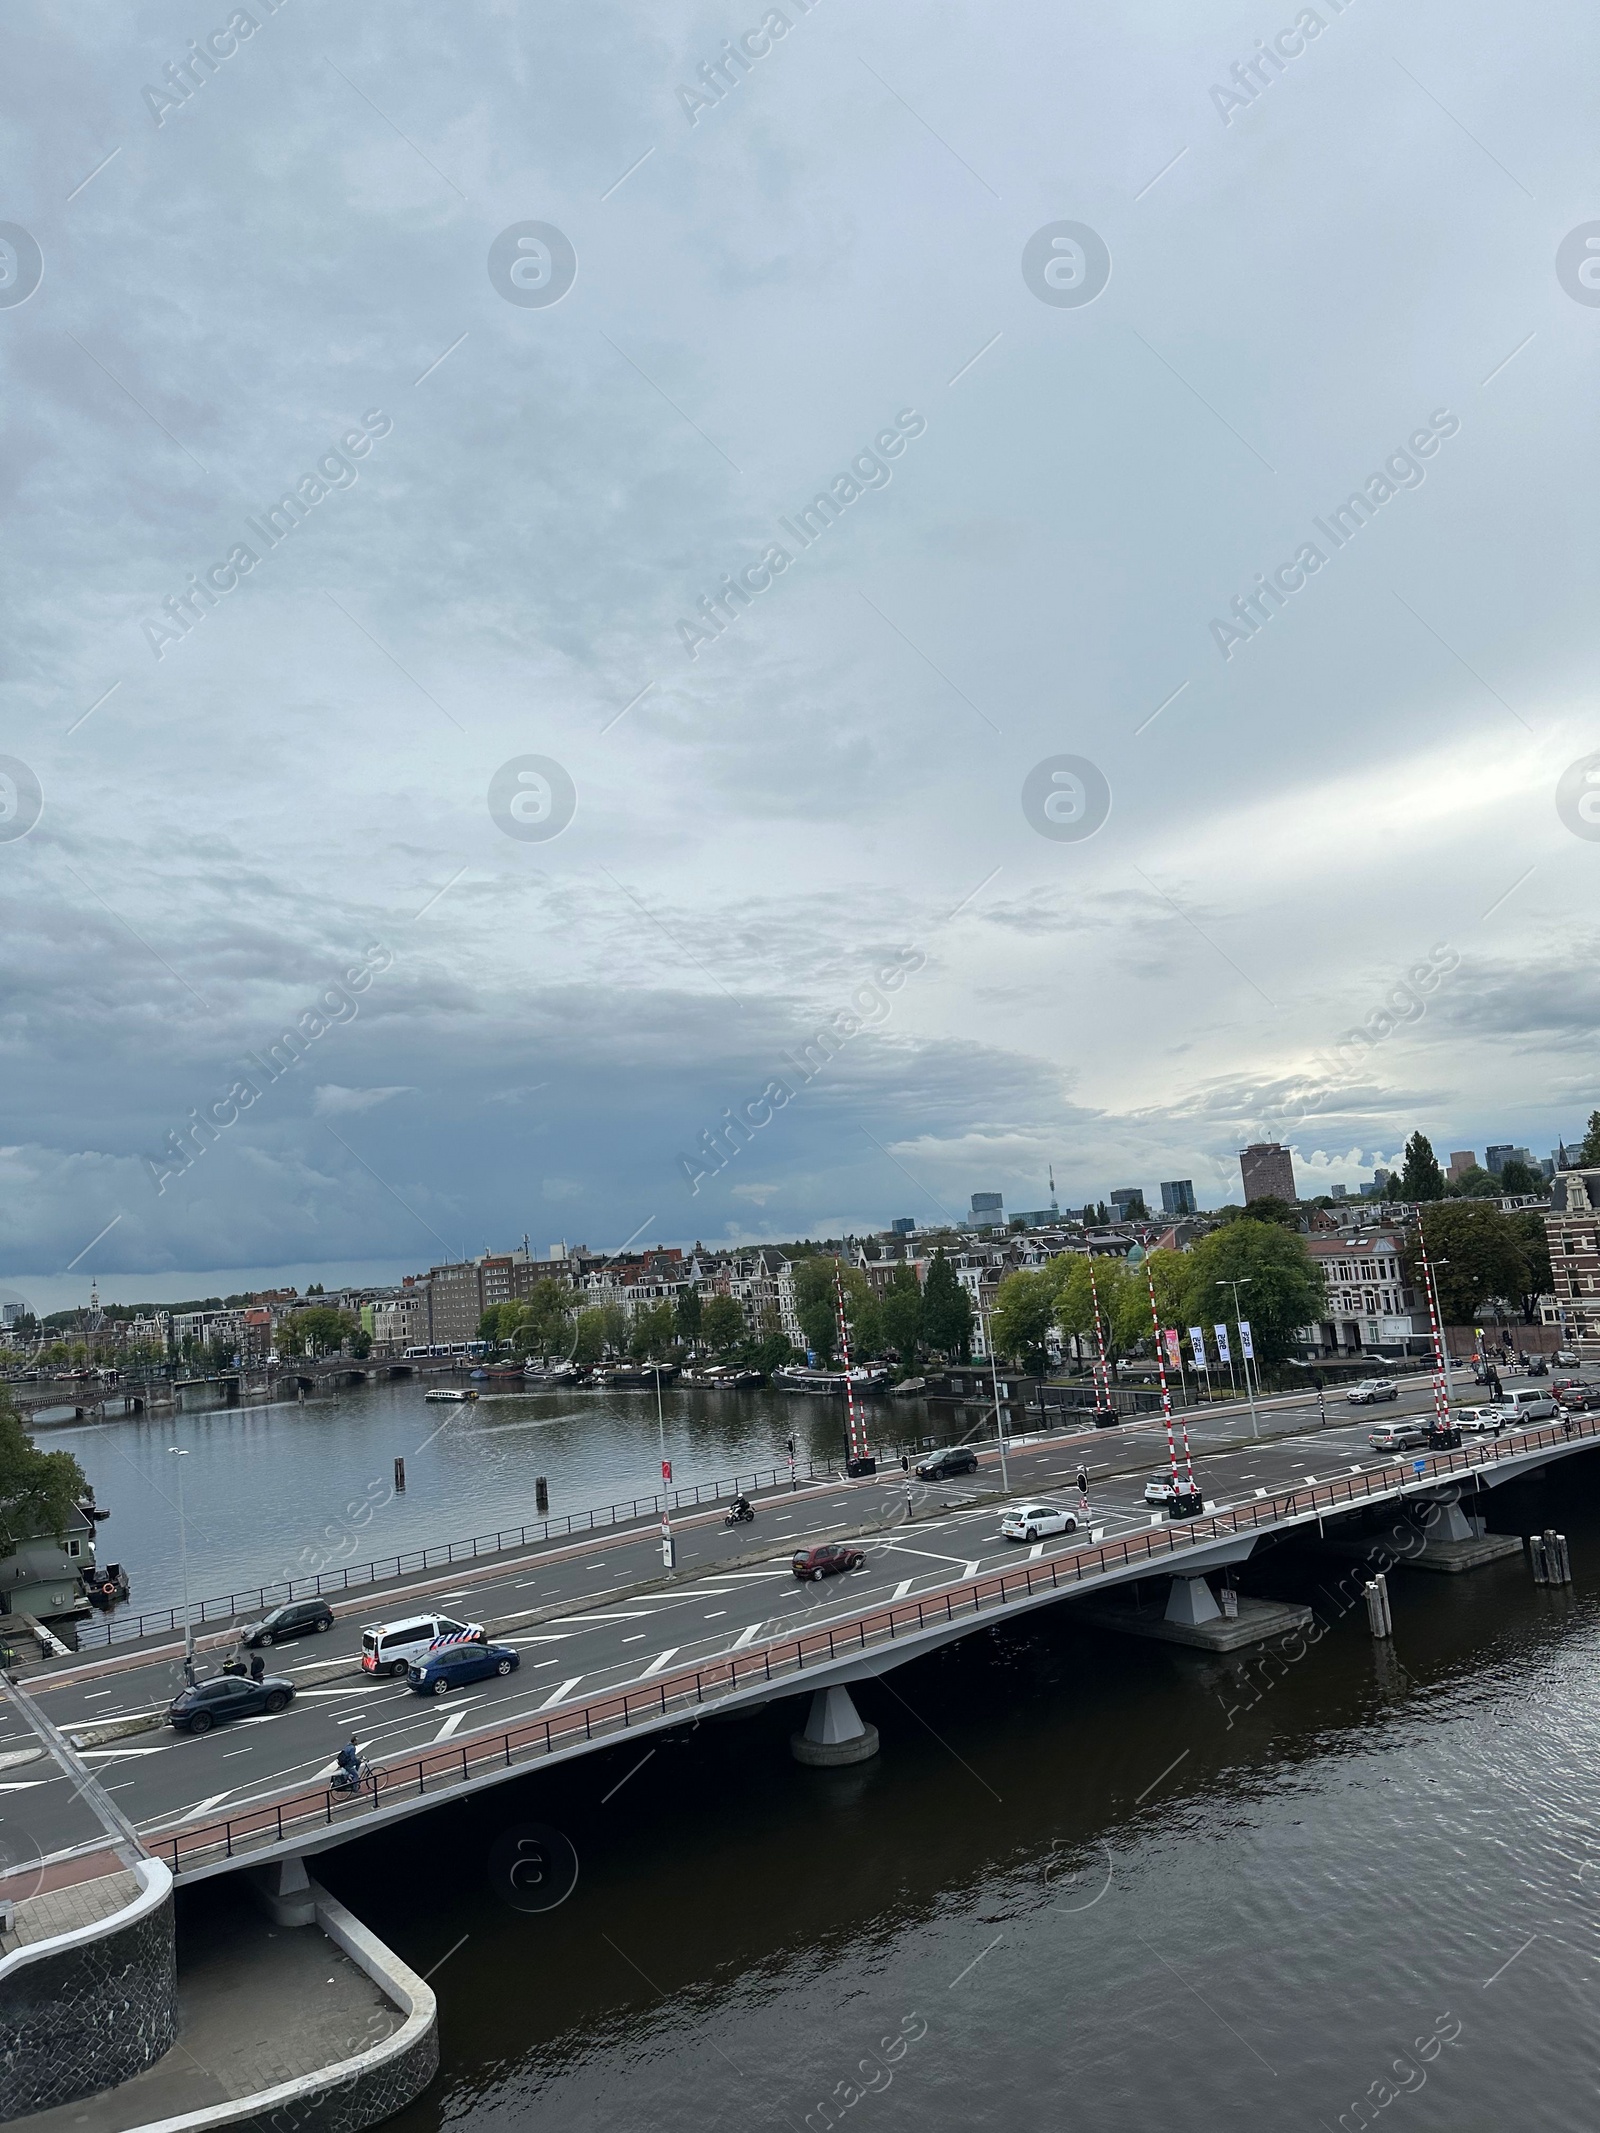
[9,1368,1570,1861]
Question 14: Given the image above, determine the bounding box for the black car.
[241,1598,335,1646]
[169,1673,295,1733]
[916,1446,980,1481]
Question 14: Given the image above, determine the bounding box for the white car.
[1000,1501,1078,1542]
[1142,1476,1205,1512]
[1454,1406,1507,1437]
[1554,1349,1580,1366]
[360,1613,485,1677]
[1347,1378,1400,1404]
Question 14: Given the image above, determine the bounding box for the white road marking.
[1028,1543,1044,1560]
[184,1792,233,1816]
[640,1648,679,1677]
[705,1610,727,1619]
[222,1746,254,1758]
[551,1610,662,1624]
[622,1634,645,1643]
[539,1676,583,1709]
[891,1579,914,1601]
[731,1624,761,1649]
[433,1712,466,1741]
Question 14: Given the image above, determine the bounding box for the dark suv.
[169,1673,295,1732]
[241,1598,336,1646]
[916,1446,979,1481]
[792,1543,865,1582]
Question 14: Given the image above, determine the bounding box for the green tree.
[1447,1165,1498,1199]
[880,1263,924,1367]
[989,1268,1057,1376]
[1397,1131,1446,1202]
[1410,1204,1532,1324]
[792,1257,871,1363]
[1497,1157,1542,1195]
[701,1296,747,1352]
[477,1303,519,1346]
[920,1248,973,1361]
[847,1289,884,1360]
[1222,1195,1298,1229]
[674,1286,703,1347]
[297,1305,354,1356]
[1180,1220,1326,1372]
[1509,1210,1553,1322]
[1578,1111,1600,1166]
[519,1280,574,1358]
[629,1301,678,1359]
[0,1394,89,1548]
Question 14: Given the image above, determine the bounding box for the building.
[1303,1233,1428,1356]
[1109,1188,1147,1219]
[1447,1151,1478,1182]
[0,1501,99,1625]
[1485,1144,1532,1177]
[1240,1142,1296,1204]
[889,1217,916,1236]
[1543,1169,1600,1355]
[1160,1180,1197,1216]
[969,1192,1003,1222]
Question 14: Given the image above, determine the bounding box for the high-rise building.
[890,1217,916,1236]
[1447,1150,1478,1182]
[1484,1144,1532,1176]
[969,1192,1003,1218]
[1110,1187,1147,1219]
[1160,1180,1197,1216]
[1239,1142,1297,1204]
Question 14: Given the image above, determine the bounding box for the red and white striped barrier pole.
[1087,1258,1113,1415]
[835,1264,871,1472]
[1415,1217,1451,1435]
[1146,1264,1190,1493]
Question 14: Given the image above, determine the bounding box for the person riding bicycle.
[335,1736,362,1785]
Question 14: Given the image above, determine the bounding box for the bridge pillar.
[247,1854,316,1928]
[1165,1575,1222,1627]
[791,1686,879,1767]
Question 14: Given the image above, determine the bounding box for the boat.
[486,1363,526,1382]
[681,1365,764,1389]
[523,1361,580,1385]
[592,1364,678,1389]
[424,1387,479,1402]
[85,1562,130,1610]
[890,1376,928,1397]
[774,1364,890,1396]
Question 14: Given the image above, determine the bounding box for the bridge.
[7,1356,426,1423]
[7,1386,1591,1894]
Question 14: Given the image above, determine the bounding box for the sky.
[4,0,1598,1316]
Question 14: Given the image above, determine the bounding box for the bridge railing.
[148,1409,1598,1877]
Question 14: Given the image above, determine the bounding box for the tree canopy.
[1397,1131,1446,1202]
[0,1394,89,1549]
[1180,1220,1326,1369]
[1410,1203,1543,1324]
[921,1249,973,1361]
[1578,1111,1600,1165]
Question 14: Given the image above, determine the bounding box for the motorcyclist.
[731,1493,753,1521]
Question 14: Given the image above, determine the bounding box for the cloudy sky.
[4,0,1598,1312]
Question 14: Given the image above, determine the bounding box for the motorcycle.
[725,1499,755,1526]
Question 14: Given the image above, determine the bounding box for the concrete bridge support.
[790,1686,879,1767]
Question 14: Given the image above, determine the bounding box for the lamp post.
[652,1363,675,1570]
[167,1446,193,1677]
[1219,1280,1259,1438]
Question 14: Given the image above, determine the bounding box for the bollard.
[1364,1574,1393,1639]
[536,1475,549,1513]
[1531,1528,1572,1585]
[394,1456,405,1492]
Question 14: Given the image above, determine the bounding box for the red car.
[791,1543,864,1582]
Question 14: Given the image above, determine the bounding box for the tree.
[1509,1210,1553,1322]
[1223,1195,1298,1229]
[674,1286,703,1346]
[1447,1165,1498,1199]
[1397,1131,1446,1202]
[921,1249,973,1361]
[0,1394,89,1548]
[1180,1220,1326,1372]
[847,1290,884,1360]
[1407,1204,1528,1325]
[880,1263,924,1368]
[297,1305,353,1357]
[701,1296,747,1353]
[477,1303,520,1346]
[629,1301,677,1359]
[350,1325,373,1359]
[792,1257,872,1363]
[1497,1157,1542,1195]
[571,1307,609,1367]
[1578,1111,1600,1165]
[989,1269,1057,1376]
[521,1280,574,1358]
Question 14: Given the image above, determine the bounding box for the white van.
[361,1613,485,1677]
[1495,1387,1558,1427]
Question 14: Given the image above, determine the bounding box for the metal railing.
[148,1408,1598,1875]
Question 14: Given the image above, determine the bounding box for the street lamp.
[167,1446,193,1676]
[652,1363,675,1570]
[1218,1280,1260,1438]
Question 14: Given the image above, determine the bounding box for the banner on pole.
[1238,1318,1255,1362]
[1188,1326,1207,1370]
[1162,1328,1182,1368]
[1213,1322,1232,1365]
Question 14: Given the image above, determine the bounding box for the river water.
[301,1449,1600,2133]
[44,1381,902,1618]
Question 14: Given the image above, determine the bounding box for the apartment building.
[1302,1232,1428,1356]
[1543,1169,1600,1353]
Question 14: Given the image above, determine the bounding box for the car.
[360,1613,486,1677]
[1347,1379,1400,1404]
[168,1672,295,1733]
[1000,1502,1078,1542]
[1558,1384,1600,1413]
[1143,1477,1205,1514]
[1454,1406,1507,1437]
[916,1446,980,1481]
[791,1543,865,1582]
[240,1598,335,1647]
[407,1642,521,1696]
[1495,1387,1559,1424]
[1369,1421,1429,1452]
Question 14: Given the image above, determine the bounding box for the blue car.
[407,1641,521,1696]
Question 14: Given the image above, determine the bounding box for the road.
[5,1369,1569,1865]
